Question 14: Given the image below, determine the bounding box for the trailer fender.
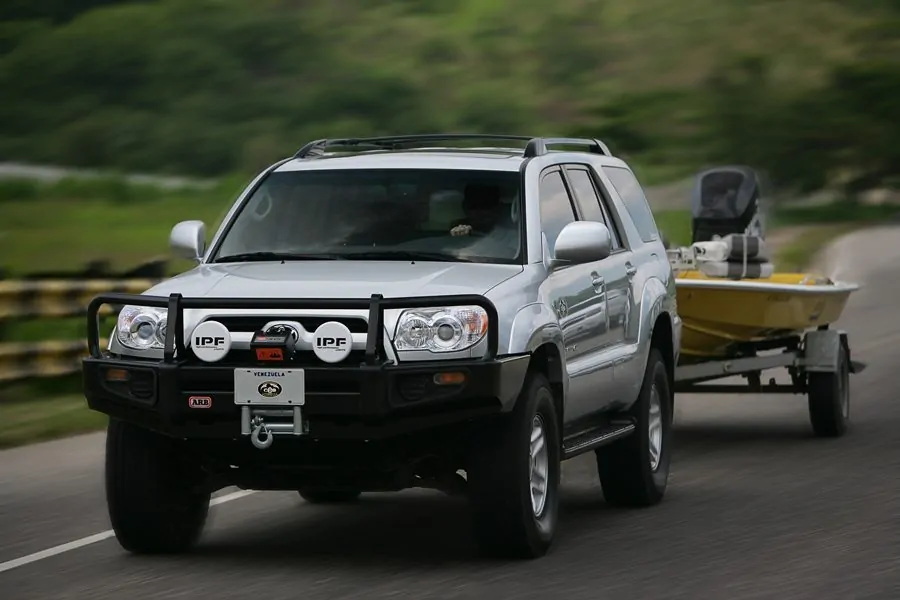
[803,329,865,374]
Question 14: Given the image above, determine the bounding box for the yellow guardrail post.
[0,339,110,383]
[0,278,161,385]
[0,279,158,321]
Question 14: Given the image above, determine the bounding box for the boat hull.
[675,271,858,359]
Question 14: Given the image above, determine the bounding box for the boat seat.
[692,234,774,279]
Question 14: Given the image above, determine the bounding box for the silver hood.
[143,261,523,300]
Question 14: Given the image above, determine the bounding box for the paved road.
[1,226,899,600]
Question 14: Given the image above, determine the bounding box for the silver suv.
[83,134,682,560]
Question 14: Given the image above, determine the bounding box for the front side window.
[539,170,577,256]
[211,168,523,264]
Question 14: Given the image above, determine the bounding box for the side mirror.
[169,220,206,262]
[550,221,611,269]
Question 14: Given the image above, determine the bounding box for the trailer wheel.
[807,343,850,438]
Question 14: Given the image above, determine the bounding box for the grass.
[0,375,110,448]
[0,396,107,450]
[0,175,246,277]
[0,373,108,449]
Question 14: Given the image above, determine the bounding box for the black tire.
[807,342,850,438]
[467,372,561,559]
[105,419,210,554]
[298,490,362,504]
[595,347,673,507]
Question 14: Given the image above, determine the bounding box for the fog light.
[433,372,466,386]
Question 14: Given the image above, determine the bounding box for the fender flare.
[507,302,568,404]
[633,277,674,375]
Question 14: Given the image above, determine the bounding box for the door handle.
[591,272,605,289]
[625,262,637,278]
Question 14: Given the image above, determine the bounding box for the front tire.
[106,419,210,554]
[807,342,850,438]
[595,347,673,507]
[467,372,561,559]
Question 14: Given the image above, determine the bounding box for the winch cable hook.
[250,420,274,450]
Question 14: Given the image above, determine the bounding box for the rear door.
[599,165,663,403]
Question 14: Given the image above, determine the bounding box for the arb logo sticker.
[188,396,213,409]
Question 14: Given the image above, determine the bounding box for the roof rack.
[522,137,610,158]
[292,134,611,159]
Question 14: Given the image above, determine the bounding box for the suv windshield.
[211,168,523,264]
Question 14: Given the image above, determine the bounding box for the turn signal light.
[105,368,130,382]
[433,371,466,386]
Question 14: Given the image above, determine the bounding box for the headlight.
[394,306,488,353]
[116,305,168,350]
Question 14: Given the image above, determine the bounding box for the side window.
[603,166,660,243]
[564,166,623,251]
[539,170,577,255]
[565,168,605,222]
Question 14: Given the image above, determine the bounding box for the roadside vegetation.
[1,0,898,198]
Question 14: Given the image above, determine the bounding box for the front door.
[538,167,612,430]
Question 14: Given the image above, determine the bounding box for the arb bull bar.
[84,292,505,448]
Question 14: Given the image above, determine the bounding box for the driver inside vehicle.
[448,182,519,257]
[450,183,506,237]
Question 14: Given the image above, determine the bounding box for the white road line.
[0,489,256,575]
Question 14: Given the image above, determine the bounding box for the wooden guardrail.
[0,278,159,383]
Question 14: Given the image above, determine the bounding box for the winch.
[239,324,307,449]
[240,406,307,449]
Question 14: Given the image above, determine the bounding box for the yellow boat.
[675,270,858,360]
[669,166,860,362]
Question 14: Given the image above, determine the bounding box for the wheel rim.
[648,385,664,471]
[529,414,549,518]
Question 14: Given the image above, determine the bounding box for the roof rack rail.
[522,137,610,158]
[293,134,535,159]
[292,134,611,159]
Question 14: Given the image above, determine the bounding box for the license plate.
[233,368,305,406]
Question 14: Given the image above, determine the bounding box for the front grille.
[213,315,368,334]
[184,348,369,368]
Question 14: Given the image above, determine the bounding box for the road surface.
[1,225,898,599]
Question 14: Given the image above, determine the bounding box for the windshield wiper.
[338,250,473,263]
[212,251,348,263]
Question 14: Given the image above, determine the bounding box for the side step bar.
[563,420,636,460]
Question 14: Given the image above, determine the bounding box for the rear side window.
[603,166,659,243]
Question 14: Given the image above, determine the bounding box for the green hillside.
[1,0,897,194]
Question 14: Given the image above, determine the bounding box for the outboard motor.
[690,166,764,243]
